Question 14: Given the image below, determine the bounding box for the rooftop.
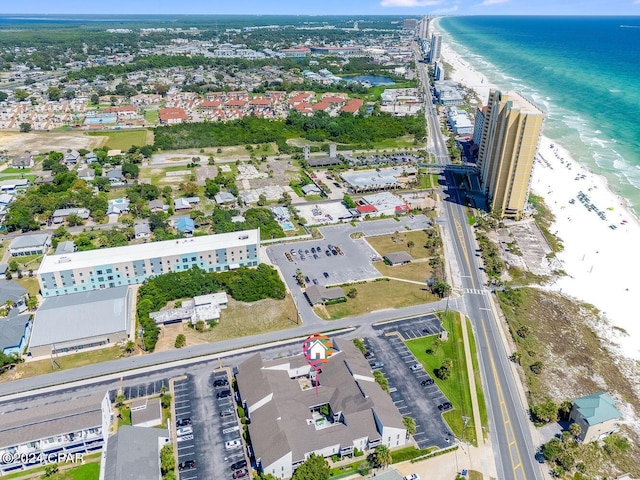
[9,234,50,250]
[104,426,169,480]
[574,392,621,426]
[0,312,30,352]
[29,286,130,348]
[38,229,259,274]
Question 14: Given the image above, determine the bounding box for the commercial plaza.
[37,229,260,297]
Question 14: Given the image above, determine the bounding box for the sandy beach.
[435,24,640,360]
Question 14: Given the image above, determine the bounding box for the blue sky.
[1,0,638,16]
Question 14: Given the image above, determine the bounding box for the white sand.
[435,25,640,360]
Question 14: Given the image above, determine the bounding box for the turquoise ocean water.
[438,16,640,217]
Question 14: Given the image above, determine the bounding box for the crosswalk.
[464,288,490,295]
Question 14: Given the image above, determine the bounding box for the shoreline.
[433,19,640,361]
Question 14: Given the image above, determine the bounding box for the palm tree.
[407,240,415,255]
[403,416,417,436]
[569,422,581,439]
[373,445,392,469]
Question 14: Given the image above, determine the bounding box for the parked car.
[216,389,232,399]
[331,249,338,256]
[230,460,247,471]
[323,272,329,278]
[409,364,423,372]
[213,378,228,387]
[178,460,196,471]
[421,378,434,386]
[220,407,234,417]
[404,474,420,480]
[369,361,384,370]
[364,351,375,360]
[176,426,193,436]
[311,247,316,253]
[233,468,249,479]
[305,276,310,284]
[312,278,319,285]
[176,418,191,427]
[313,254,319,259]
[438,402,453,411]
[225,439,242,450]
[325,250,331,257]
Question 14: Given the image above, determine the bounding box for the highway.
[414,43,543,480]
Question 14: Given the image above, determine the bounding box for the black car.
[313,254,319,259]
[178,460,196,471]
[216,389,232,399]
[325,250,331,257]
[311,247,316,253]
[364,352,375,360]
[213,378,228,387]
[331,249,338,256]
[305,276,310,284]
[323,272,329,278]
[230,460,247,471]
[421,379,434,386]
[438,402,453,411]
[176,418,192,427]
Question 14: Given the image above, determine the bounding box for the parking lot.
[174,377,198,480]
[366,315,454,449]
[266,216,431,291]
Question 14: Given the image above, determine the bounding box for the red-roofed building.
[312,101,331,111]
[356,204,377,214]
[199,100,223,109]
[395,204,410,214]
[159,108,188,125]
[293,102,314,115]
[322,95,346,104]
[249,97,272,106]
[225,99,247,107]
[341,99,364,114]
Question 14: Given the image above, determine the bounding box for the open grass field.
[2,453,101,480]
[13,253,44,271]
[366,230,431,260]
[140,165,196,185]
[0,167,32,174]
[319,279,436,320]
[16,277,40,297]
[374,260,432,283]
[86,129,150,150]
[144,109,159,124]
[0,173,37,183]
[418,173,439,189]
[406,312,488,446]
[180,295,299,344]
[0,346,122,383]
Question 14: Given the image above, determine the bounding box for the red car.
[233,468,249,479]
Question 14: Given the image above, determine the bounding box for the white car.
[225,439,242,450]
[176,426,193,436]
[404,474,420,480]
[409,364,423,372]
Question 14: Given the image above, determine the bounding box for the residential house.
[55,241,77,255]
[569,392,622,443]
[64,150,81,166]
[106,167,124,184]
[0,281,29,313]
[0,193,14,206]
[78,168,95,182]
[159,107,188,125]
[85,152,98,164]
[8,234,51,257]
[130,398,162,428]
[301,184,321,196]
[11,153,34,169]
[134,222,151,239]
[0,178,30,194]
[175,217,195,235]
[51,207,90,224]
[107,198,130,216]
[305,285,346,306]
[148,199,167,213]
[103,426,170,480]
[0,312,32,356]
[150,291,228,326]
[214,192,236,205]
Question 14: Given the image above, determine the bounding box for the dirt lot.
[0,131,103,154]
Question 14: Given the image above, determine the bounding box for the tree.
[0,91,7,102]
[179,181,199,197]
[160,393,172,409]
[292,454,330,480]
[407,240,415,254]
[19,122,32,133]
[342,194,356,209]
[47,86,61,101]
[530,361,544,375]
[14,89,29,101]
[435,359,452,380]
[66,213,83,226]
[431,280,451,298]
[8,260,19,272]
[510,351,522,365]
[371,445,392,469]
[26,296,38,310]
[122,162,139,179]
[175,334,186,348]
[90,93,100,105]
[403,416,417,436]
[160,444,175,476]
[124,340,136,354]
[347,288,358,299]
[115,394,126,407]
[257,194,267,206]
[531,398,559,424]
[568,422,581,439]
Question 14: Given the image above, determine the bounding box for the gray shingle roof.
[104,426,169,480]
[0,281,28,305]
[384,251,414,265]
[305,285,345,305]
[30,287,130,348]
[55,241,77,255]
[0,312,30,352]
[9,234,50,250]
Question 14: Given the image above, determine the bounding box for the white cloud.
[477,0,509,5]
[433,4,459,13]
[380,0,443,6]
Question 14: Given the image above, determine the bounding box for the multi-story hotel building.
[478,90,544,219]
[37,229,260,297]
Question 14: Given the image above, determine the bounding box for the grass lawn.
[320,279,436,320]
[142,165,195,185]
[366,230,431,260]
[468,471,483,480]
[15,277,40,296]
[406,312,487,446]
[190,295,299,343]
[13,253,44,271]
[2,453,101,480]
[118,405,132,428]
[0,173,37,183]
[1,346,122,383]
[418,173,439,189]
[86,129,150,150]
[1,167,31,174]
[144,109,159,124]
[374,260,432,283]
[369,135,420,150]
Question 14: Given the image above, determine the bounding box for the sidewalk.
[460,314,484,446]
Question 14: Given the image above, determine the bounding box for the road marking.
[482,321,525,479]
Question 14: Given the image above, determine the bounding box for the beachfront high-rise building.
[427,33,442,64]
[478,90,544,219]
[473,106,487,146]
[418,16,430,40]
[403,18,418,31]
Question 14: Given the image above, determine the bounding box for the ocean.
[438,16,640,217]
